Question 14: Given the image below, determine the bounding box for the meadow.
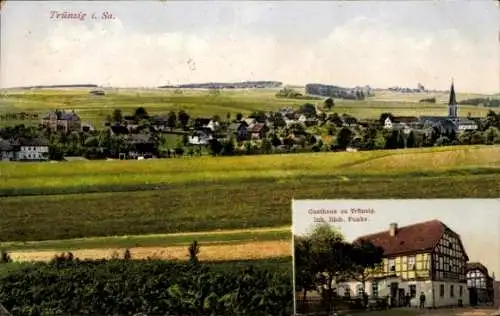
[0,87,494,127]
[1,146,499,245]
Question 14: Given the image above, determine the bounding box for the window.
[440,284,445,298]
[409,285,417,298]
[372,282,378,298]
[389,258,395,272]
[450,285,454,297]
[344,287,351,298]
[459,286,463,297]
[408,256,416,270]
[357,284,364,297]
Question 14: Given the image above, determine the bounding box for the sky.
[292,199,500,278]
[1,1,499,93]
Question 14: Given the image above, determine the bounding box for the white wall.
[18,146,49,160]
[337,280,469,308]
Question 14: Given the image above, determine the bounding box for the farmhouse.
[248,123,268,140]
[188,129,212,145]
[41,110,82,133]
[466,262,495,306]
[0,138,49,161]
[228,122,249,141]
[384,116,420,132]
[336,220,470,308]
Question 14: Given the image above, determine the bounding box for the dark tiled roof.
[0,139,14,151]
[466,262,489,274]
[391,116,419,123]
[20,138,49,146]
[228,123,247,132]
[354,220,452,257]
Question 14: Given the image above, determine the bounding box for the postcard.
[292,199,500,315]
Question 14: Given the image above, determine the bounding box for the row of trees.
[295,223,384,314]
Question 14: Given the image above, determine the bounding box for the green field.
[0,227,290,252]
[1,146,499,243]
[0,88,494,127]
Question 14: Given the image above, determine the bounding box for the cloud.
[1,13,498,93]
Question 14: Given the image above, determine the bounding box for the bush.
[0,249,11,263]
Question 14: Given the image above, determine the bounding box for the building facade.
[337,220,470,308]
[41,110,82,133]
[466,262,495,306]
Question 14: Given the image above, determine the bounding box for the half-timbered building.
[336,220,470,308]
[466,262,495,306]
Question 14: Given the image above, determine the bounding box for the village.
[0,82,498,162]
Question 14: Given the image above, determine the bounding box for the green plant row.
[0,256,293,316]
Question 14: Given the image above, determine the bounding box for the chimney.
[389,223,398,237]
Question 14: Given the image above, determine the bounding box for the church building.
[420,81,478,133]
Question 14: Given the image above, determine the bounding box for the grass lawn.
[0,88,495,127]
[0,146,499,242]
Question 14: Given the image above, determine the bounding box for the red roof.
[354,220,459,257]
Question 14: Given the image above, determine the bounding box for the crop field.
[0,87,494,127]
[1,146,499,247]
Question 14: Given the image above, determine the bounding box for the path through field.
[9,240,291,262]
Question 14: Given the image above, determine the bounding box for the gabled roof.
[354,219,466,258]
[248,123,266,133]
[0,139,14,151]
[19,137,49,146]
[466,262,489,274]
[228,122,247,132]
[390,116,419,123]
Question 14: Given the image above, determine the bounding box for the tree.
[485,126,500,144]
[299,103,317,118]
[188,240,200,265]
[336,127,353,149]
[323,98,334,110]
[112,109,123,123]
[178,110,190,130]
[261,138,273,154]
[134,107,148,119]
[294,237,318,308]
[350,239,384,306]
[379,113,394,125]
[167,111,177,130]
[209,139,223,156]
[435,136,451,146]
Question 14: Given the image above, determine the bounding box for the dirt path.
[10,240,292,262]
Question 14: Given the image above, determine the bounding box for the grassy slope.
[0,88,494,127]
[1,146,499,242]
[0,226,290,251]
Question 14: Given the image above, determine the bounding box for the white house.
[0,138,49,161]
[188,130,212,145]
[17,138,50,160]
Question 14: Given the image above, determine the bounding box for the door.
[390,282,398,307]
[398,289,406,307]
[469,287,478,306]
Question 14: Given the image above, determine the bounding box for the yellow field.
[9,240,291,262]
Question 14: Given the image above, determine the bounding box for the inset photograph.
[292,199,500,316]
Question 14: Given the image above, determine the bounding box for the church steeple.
[448,79,458,118]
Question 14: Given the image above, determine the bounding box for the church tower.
[448,80,458,119]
